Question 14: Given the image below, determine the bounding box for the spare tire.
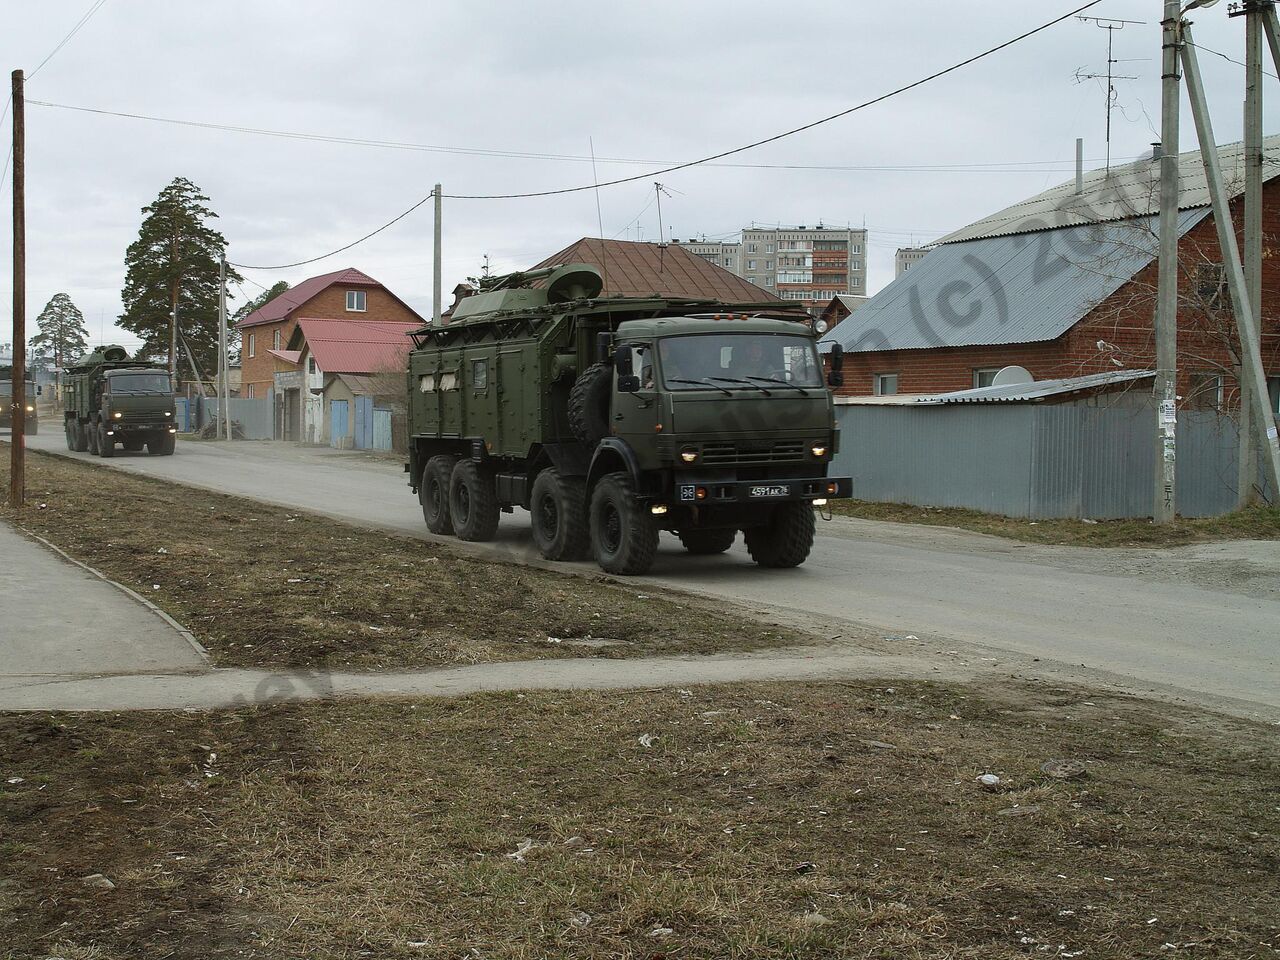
[568,362,612,446]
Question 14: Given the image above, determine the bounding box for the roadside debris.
[648,926,674,938]
[638,734,657,748]
[506,839,536,863]
[1041,759,1088,780]
[977,773,1003,791]
[81,873,115,891]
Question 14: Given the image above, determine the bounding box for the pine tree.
[30,293,90,391]
[119,177,241,382]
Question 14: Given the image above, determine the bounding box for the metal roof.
[239,268,425,330]
[938,135,1280,245]
[532,238,778,304]
[834,369,1154,406]
[820,208,1209,354]
[289,318,417,374]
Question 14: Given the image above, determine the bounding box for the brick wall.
[239,285,422,399]
[837,184,1280,407]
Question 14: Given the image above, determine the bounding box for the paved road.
[23,433,1280,718]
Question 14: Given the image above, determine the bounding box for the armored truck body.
[406,264,850,575]
[64,346,177,457]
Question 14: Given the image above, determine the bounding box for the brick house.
[821,137,1280,415]
[238,268,424,400]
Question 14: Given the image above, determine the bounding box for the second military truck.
[406,264,850,576]
[64,345,178,457]
[0,367,39,436]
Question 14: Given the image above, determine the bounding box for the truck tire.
[678,528,737,555]
[86,421,99,455]
[420,455,456,535]
[568,362,612,446]
[97,422,115,458]
[449,459,500,542]
[75,421,90,453]
[27,421,37,436]
[148,434,176,456]
[64,419,76,451]
[530,467,590,561]
[743,502,815,569]
[589,471,658,575]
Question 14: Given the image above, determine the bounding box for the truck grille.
[699,441,806,465]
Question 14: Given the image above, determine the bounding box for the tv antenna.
[654,182,674,247]
[1075,16,1145,170]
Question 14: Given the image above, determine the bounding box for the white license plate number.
[750,485,789,498]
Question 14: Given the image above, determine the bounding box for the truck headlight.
[680,447,699,464]
[113,412,123,419]
[25,405,34,412]
[164,411,171,417]
[811,444,827,458]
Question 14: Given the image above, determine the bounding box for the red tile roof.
[266,349,301,365]
[531,238,779,304]
[239,267,391,329]
[292,318,417,375]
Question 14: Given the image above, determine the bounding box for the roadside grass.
[2,681,1277,959]
[0,448,803,671]
[830,497,1280,547]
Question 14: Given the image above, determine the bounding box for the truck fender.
[586,438,642,495]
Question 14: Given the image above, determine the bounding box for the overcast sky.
[2,0,1278,351]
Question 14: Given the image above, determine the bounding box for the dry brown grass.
[0,448,800,671]
[830,497,1280,547]
[3,681,1277,959]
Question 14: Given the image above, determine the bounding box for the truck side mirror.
[615,345,640,393]
[36,385,42,396]
[826,343,844,388]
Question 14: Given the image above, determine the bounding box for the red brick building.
[822,138,1280,414]
[238,268,424,400]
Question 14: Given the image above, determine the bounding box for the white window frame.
[973,368,1000,389]
[273,329,281,350]
[346,290,367,312]
[247,333,255,358]
[874,373,899,396]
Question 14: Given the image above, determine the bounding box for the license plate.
[749,484,789,498]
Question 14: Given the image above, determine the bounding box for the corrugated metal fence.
[832,401,1273,519]
[187,396,274,440]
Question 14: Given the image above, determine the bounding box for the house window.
[471,358,488,390]
[765,243,775,253]
[1187,372,1224,410]
[746,243,758,253]
[747,259,757,270]
[973,368,1000,388]
[1267,375,1279,416]
[874,373,899,396]
[247,333,255,358]
[346,290,367,312]
[308,357,317,375]
[723,257,733,267]
[273,329,281,350]
[1194,263,1228,310]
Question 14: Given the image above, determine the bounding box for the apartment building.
[895,246,931,277]
[676,224,868,311]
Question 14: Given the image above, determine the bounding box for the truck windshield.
[658,333,823,390]
[107,374,171,394]
[0,381,36,399]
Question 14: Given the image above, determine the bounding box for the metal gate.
[353,395,375,450]
[330,399,349,448]
[373,408,393,450]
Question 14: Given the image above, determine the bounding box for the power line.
[27,99,1105,174]
[225,0,1102,270]
[1186,40,1280,81]
[28,0,112,80]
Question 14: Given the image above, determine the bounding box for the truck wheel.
[449,459,500,542]
[420,455,456,535]
[74,421,89,453]
[64,419,75,451]
[743,502,815,568]
[678,528,737,555]
[27,421,37,437]
[86,421,99,455]
[589,471,658,575]
[568,362,612,446]
[97,423,114,458]
[530,468,590,561]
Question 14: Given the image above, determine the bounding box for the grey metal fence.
[832,401,1273,519]
[195,396,274,440]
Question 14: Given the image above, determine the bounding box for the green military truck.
[405,264,850,575]
[63,345,177,457]
[0,367,39,436]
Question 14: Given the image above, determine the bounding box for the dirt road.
[24,433,1280,717]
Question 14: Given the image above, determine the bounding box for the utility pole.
[1153,0,1182,524]
[433,184,442,325]
[218,253,230,440]
[1181,19,1280,502]
[9,69,24,509]
[1238,0,1265,506]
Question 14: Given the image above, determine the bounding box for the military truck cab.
[406,264,850,576]
[0,374,39,436]
[63,346,177,457]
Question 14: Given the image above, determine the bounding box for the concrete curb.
[15,527,211,666]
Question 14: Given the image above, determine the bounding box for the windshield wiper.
[668,377,733,396]
[710,376,771,396]
[744,375,812,394]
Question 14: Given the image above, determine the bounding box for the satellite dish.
[991,365,1034,387]
[546,263,604,303]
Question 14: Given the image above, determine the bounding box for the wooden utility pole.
[9,69,25,509]
[432,184,442,324]
[1239,0,1265,506]
[218,253,229,440]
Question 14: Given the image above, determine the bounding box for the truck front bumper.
[105,421,176,437]
[668,475,852,506]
